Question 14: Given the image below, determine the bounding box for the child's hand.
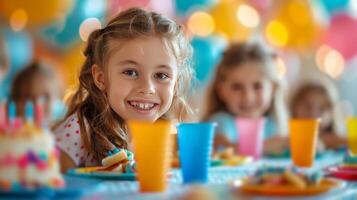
[263,136,289,155]
[320,133,347,150]
[213,133,235,151]
[59,150,76,173]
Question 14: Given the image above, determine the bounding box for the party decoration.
[236,4,260,28]
[148,0,175,17]
[61,43,86,87]
[322,14,357,60]
[265,0,321,50]
[108,0,174,18]
[187,11,215,37]
[249,0,272,12]
[315,45,345,78]
[191,35,226,82]
[79,18,102,42]
[175,0,216,16]
[42,0,106,48]
[210,0,254,41]
[0,0,74,28]
[318,0,350,15]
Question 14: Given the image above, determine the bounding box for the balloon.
[42,0,106,48]
[323,14,357,60]
[61,43,85,87]
[175,0,216,16]
[191,35,227,83]
[108,0,150,16]
[249,0,272,11]
[0,30,33,99]
[265,0,321,50]
[0,0,74,28]
[148,0,175,17]
[108,0,174,18]
[210,0,253,41]
[318,0,350,15]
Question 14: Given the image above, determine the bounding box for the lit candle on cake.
[25,101,34,124]
[8,101,16,127]
[0,101,6,130]
[35,99,44,128]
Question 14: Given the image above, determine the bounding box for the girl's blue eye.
[123,69,138,77]
[154,73,169,80]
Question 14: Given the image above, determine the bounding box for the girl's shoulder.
[53,113,93,166]
[53,113,81,134]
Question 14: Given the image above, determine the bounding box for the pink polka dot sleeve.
[54,114,88,166]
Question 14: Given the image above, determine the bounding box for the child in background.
[53,8,193,171]
[204,42,289,155]
[290,75,347,150]
[10,61,66,124]
[0,35,9,82]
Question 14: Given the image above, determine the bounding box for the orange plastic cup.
[347,118,357,154]
[128,120,172,192]
[289,119,319,167]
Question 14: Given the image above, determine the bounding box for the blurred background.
[0,0,357,118]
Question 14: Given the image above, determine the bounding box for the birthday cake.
[0,124,64,190]
[0,101,64,190]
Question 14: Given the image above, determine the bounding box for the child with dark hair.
[10,61,65,123]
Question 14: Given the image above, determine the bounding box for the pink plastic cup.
[235,117,265,159]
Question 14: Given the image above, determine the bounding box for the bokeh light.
[268,0,320,50]
[315,45,331,71]
[275,56,287,79]
[265,21,288,47]
[324,49,344,78]
[187,11,215,37]
[351,0,357,16]
[237,4,260,28]
[10,9,28,32]
[79,18,102,42]
[315,45,345,78]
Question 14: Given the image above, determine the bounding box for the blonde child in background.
[10,61,66,124]
[53,8,194,172]
[204,42,289,155]
[290,74,347,150]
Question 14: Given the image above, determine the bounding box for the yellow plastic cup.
[289,119,319,167]
[346,118,357,154]
[128,120,172,193]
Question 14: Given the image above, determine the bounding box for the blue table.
[2,151,357,200]
[75,151,354,200]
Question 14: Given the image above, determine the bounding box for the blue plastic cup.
[177,122,216,184]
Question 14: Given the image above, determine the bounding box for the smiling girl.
[204,42,289,155]
[53,7,193,171]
